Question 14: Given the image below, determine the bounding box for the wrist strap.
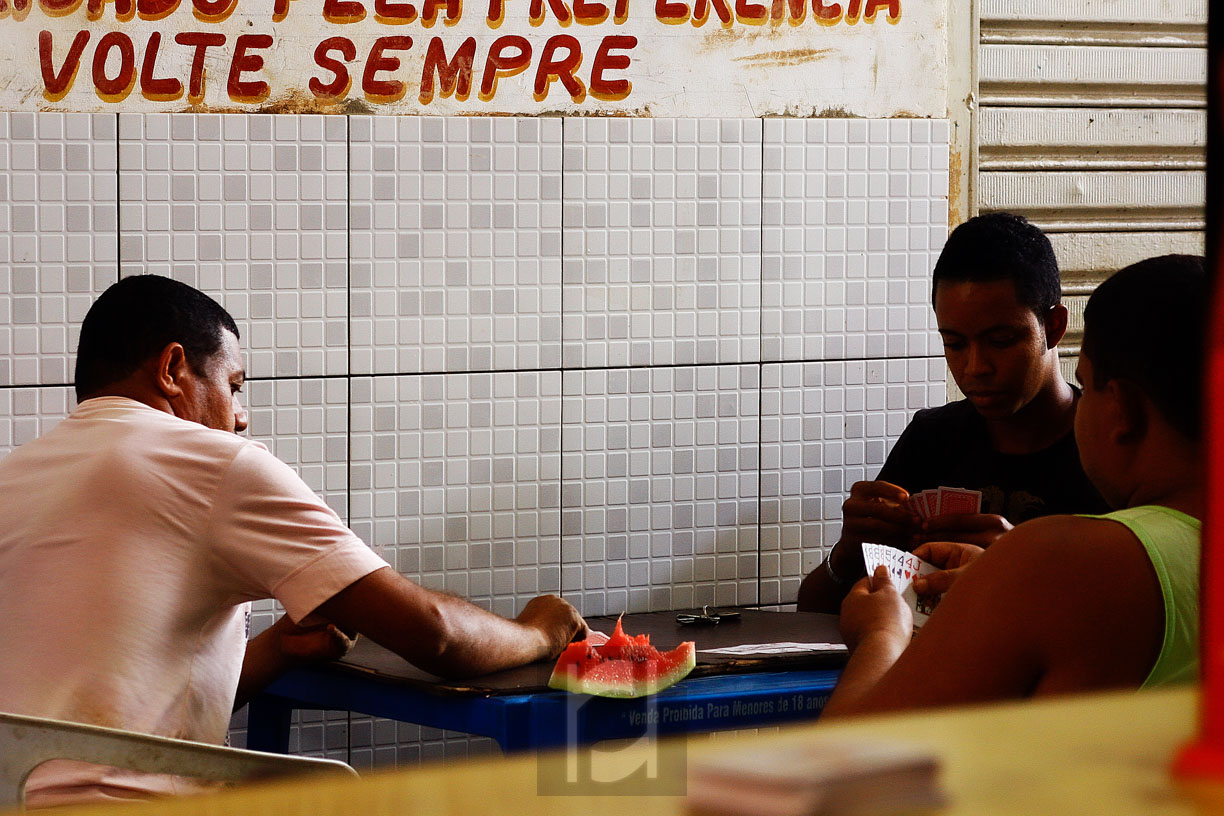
[823,542,856,586]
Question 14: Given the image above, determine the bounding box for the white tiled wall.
[0,111,949,767]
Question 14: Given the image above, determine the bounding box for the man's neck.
[1123,431,1204,521]
[983,372,1076,456]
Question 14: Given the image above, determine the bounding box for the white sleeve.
[207,443,389,623]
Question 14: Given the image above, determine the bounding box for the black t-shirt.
[875,398,1110,524]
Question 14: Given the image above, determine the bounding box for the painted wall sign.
[0,0,946,116]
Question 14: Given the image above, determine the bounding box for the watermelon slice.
[548,617,696,698]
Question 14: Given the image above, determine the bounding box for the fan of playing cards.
[906,486,982,518]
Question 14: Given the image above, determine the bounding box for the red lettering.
[310,36,355,98]
[271,0,293,20]
[40,0,81,16]
[655,0,687,22]
[529,0,570,25]
[573,0,606,24]
[589,35,634,100]
[735,0,766,22]
[91,30,135,100]
[420,0,457,24]
[174,31,225,101]
[862,0,897,21]
[227,33,271,101]
[612,0,626,22]
[419,36,474,103]
[374,0,415,22]
[137,0,177,19]
[533,34,583,101]
[486,0,504,23]
[86,0,132,22]
[479,35,530,99]
[845,0,859,20]
[192,0,236,21]
[39,29,89,100]
[770,0,804,22]
[362,35,412,101]
[812,0,839,22]
[140,31,182,99]
[322,0,364,22]
[692,0,731,25]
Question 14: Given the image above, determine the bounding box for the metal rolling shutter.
[971,0,1207,383]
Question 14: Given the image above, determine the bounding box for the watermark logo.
[536,691,687,796]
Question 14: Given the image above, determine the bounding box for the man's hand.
[235,615,358,710]
[911,541,985,596]
[836,480,920,566]
[274,618,358,665]
[516,594,588,660]
[839,565,914,653]
[918,513,1012,549]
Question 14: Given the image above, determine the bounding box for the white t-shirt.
[0,397,388,805]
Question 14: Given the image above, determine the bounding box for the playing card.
[937,486,981,515]
[861,542,941,628]
[920,490,939,519]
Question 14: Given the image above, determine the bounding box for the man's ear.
[152,343,191,400]
[1107,379,1149,444]
[1043,304,1069,350]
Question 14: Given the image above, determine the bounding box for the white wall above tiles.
[0,111,949,765]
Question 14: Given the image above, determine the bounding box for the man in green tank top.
[822,254,1205,718]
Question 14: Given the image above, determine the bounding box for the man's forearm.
[820,630,910,718]
[316,569,577,679]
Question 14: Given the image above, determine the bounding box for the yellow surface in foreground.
[26,686,1224,816]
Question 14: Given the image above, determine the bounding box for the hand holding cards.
[861,543,941,628]
[906,486,982,520]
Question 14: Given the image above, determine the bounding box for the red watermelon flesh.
[548,617,696,698]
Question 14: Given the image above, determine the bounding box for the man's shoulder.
[51,397,267,469]
[981,514,1153,587]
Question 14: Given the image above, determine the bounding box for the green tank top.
[1080,505,1201,688]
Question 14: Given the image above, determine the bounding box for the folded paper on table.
[700,643,849,656]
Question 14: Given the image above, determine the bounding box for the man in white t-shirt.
[0,275,586,807]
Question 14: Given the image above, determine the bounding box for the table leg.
[245,693,294,754]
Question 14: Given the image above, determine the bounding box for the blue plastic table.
[246,611,845,753]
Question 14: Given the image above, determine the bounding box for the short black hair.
[74,275,240,400]
[1081,254,1206,441]
[932,212,1061,315]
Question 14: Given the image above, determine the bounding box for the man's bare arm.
[821,516,1166,719]
[315,567,587,678]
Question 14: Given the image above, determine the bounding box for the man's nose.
[964,344,993,377]
[233,400,249,434]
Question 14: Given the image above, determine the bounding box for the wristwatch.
[822,541,857,586]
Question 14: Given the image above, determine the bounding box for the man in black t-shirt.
[797,213,1108,613]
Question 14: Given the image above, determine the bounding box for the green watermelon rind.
[547,642,697,699]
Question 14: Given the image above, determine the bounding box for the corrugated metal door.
[970,0,1208,382]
